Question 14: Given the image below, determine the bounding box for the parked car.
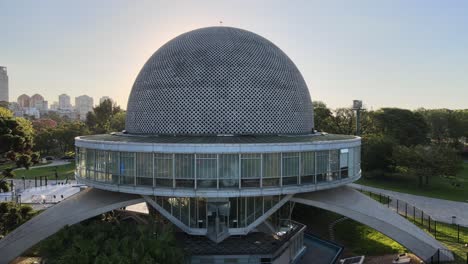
[45,156,54,161]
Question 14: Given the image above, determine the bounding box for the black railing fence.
[359,189,468,264]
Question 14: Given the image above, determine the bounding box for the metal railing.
[360,189,468,264]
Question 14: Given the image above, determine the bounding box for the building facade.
[30,93,48,111]
[0,67,8,102]
[58,93,72,110]
[75,27,361,264]
[17,94,30,108]
[75,95,94,120]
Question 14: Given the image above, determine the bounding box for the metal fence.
[360,189,468,264]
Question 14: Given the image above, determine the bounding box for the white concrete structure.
[75,95,94,120]
[0,66,8,102]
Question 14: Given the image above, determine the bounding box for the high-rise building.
[17,94,30,108]
[75,95,94,120]
[30,94,48,111]
[58,94,72,110]
[0,67,8,102]
[99,96,113,104]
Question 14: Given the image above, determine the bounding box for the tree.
[392,144,462,187]
[0,202,36,235]
[109,111,126,132]
[52,122,90,154]
[0,108,38,188]
[361,134,395,177]
[313,101,334,132]
[372,108,430,146]
[86,99,125,134]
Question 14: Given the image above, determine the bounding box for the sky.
[1,0,468,110]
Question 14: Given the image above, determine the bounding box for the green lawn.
[357,163,468,202]
[406,216,468,264]
[9,162,75,180]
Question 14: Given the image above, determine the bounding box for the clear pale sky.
[1,0,467,110]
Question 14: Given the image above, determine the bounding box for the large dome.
[125,27,314,135]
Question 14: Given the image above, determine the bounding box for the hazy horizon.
[2,0,468,110]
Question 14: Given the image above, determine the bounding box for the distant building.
[0,67,8,102]
[24,107,40,119]
[99,96,113,104]
[75,95,94,120]
[8,102,23,117]
[49,101,59,111]
[30,94,48,111]
[17,94,30,108]
[58,94,72,110]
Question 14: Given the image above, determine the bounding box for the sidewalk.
[14,160,71,170]
[349,183,468,227]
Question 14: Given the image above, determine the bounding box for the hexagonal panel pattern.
[125,27,314,135]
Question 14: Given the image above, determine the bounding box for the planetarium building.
[0,27,452,264]
[74,27,360,262]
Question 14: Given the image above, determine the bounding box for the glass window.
[196,154,217,188]
[254,196,263,219]
[329,150,340,181]
[197,198,207,228]
[136,153,153,186]
[86,149,95,180]
[316,151,329,183]
[300,151,315,184]
[95,150,107,182]
[246,197,255,225]
[348,147,355,177]
[239,197,246,227]
[120,152,135,185]
[78,148,86,178]
[229,197,238,228]
[241,154,261,187]
[175,154,194,188]
[282,153,299,185]
[263,153,280,187]
[190,197,197,228]
[154,153,173,187]
[218,154,239,188]
[108,151,120,184]
[340,149,349,179]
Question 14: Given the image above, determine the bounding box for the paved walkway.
[350,183,468,227]
[293,186,453,262]
[14,160,71,170]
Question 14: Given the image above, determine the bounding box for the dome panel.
[125,27,314,135]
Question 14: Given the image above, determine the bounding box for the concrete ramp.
[0,188,143,264]
[292,186,454,262]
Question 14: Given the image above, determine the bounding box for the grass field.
[8,162,75,180]
[357,163,468,202]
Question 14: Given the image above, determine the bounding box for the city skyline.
[2,1,468,110]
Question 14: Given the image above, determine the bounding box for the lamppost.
[352,100,365,136]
